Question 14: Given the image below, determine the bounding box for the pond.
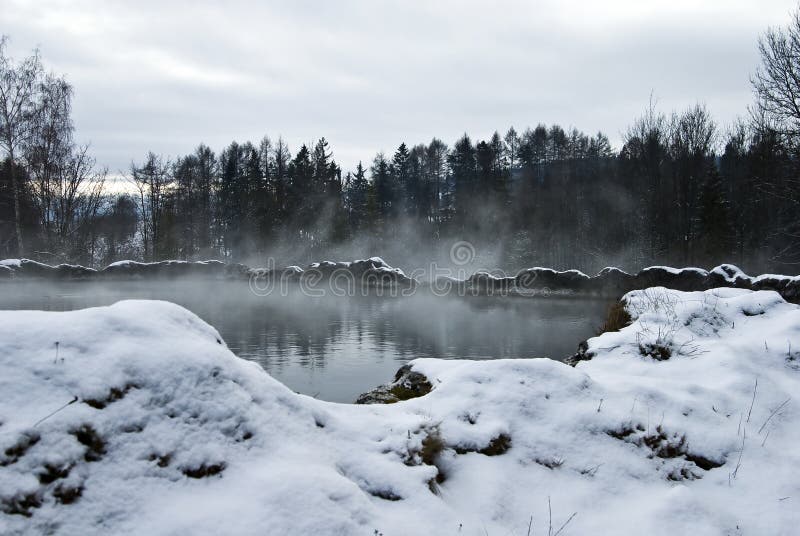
[0,281,610,402]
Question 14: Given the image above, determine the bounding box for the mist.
[0,279,608,402]
[4,3,800,534]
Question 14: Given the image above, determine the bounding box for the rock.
[101,260,238,280]
[355,364,433,404]
[632,266,709,291]
[565,340,594,366]
[0,265,15,279]
[53,264,97,279]
[1,257,797,304]
[592,267,636,295]
[515,268,590,292]
[467,272,514,293]
[302,257,416,292]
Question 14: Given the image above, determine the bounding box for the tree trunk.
[8,148,25,257]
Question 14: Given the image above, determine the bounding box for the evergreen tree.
[696,166,733,264]
[448,134,476,229]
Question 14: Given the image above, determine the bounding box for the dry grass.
[597,300,631,335]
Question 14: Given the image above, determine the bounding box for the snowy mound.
[1,290,799,535]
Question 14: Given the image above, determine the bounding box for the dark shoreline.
[2,258,798,303]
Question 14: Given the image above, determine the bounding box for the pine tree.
[504,127,520,171]
[448,134,476,229]
[696,166,733,264]
[346,161,369,231]
[370,152,391,210]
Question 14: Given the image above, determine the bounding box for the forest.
[1,29,799,274]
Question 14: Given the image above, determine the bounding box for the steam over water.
[0,281,608,402]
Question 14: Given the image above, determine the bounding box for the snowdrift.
[1,288,799,535]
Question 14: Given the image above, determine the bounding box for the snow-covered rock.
[102,259,247,280]
[1,258,797,301]
[465,271,515,292]
[515,267,592,292]
[0,257,417,290]
[1,287,799,534]
[0,259,96,280]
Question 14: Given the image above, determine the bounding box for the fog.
[0,280,609,401]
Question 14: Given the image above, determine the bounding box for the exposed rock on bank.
[2,258,798,302]
[439,263,800,303]
[0,257,416,291]
[355,365,433,404]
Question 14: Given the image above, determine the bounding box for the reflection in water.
[0,281,609,402]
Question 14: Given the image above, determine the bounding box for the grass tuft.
[597,299,631,334]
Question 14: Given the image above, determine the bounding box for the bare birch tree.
[0,36,44,256]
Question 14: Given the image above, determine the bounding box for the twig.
[553,513,577,536]
[758,397,791,434]
[746,378,758,423]
[527,515,533,536]
[596,399,603,413]
[548,496,552,536]
[33,396,78,427]
[761,430,771,447]
[731,429,746,481]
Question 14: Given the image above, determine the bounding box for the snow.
[640,265,708,275]
[2,258,797,304]
[106,260,189,268]
[519,266,591,279]
[753,273,798,283]
[1,288,800,535]
[106,260,142,267]
[709,264,749,283]
[308,257,408,277]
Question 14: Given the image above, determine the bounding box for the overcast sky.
[2,0,797,173]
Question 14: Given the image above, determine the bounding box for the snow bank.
[1,289,800,535]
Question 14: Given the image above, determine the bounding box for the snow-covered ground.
[1,287,798,535]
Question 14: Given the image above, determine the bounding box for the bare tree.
[56,145,106,258]
[425,138,448,224]
[129,152,172,261]
[0,36,45,256]
[670,104,717,158]
[751,9,800,264]
[27,72,74,252]
[752,7,800,139]
[670,104,717,263]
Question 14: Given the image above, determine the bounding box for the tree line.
[2,9,800,273]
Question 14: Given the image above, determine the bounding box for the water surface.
[0,281,609,402]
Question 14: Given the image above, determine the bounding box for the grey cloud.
[1,0,796,171]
